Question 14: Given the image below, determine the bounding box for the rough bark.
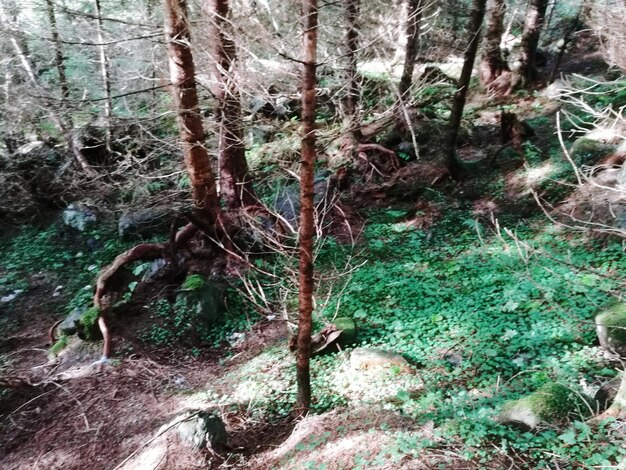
[93,0,112,140]
[45,0,70,106]
[344,0,360,131]
[514,0,549,88]
[398,0,422,98]
[479,0,508,88]
[296,0,318,415]
[164,0,221,221]
[445,0,487,179]
[206,0,257,209]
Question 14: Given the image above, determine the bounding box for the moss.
[182,274,207,291]
[569,138,616,165]
[80,306,101,341]
[596,303,626,343]
[524,383,587,421]
[49,335,69,356]
[332,317,356,344]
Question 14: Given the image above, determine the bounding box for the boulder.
[499,383,589,430]
[594,375,623,412]
[58,306,102,341]
[63,203,98,231]
[569,138,616,165]
[274,171,331,228]
[176,274,225,330]
[595,303,626,357]
[164,410,227,450]
[118,206,173,239]
[350,348,410,372]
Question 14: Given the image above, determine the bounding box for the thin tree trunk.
[296,0,318,415]
[344,0,360,130]
[164,0,221,221]
[45,0,70,108]
[479,0,508,87]
[513,0,549,88]
[93,0,112,141]
[445,0,486,179]
[206,0,257,209]
[398,0,422,98]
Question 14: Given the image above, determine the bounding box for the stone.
[163,410,227,450]
[595,303,626,357]
[63,203,98,231]
[594,375,623,412]
[569,138,616,165]
[332,317,356,345]
[176,274,225,331]
[350,348,409,372]
[118,206,173,240]
[58,307,87,336]
[274,171,331,228]
[58,306,102,341]
[499,383,589,430]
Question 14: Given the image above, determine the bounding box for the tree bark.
[513,0,549,88]
[93,0,112,141]
[344,0,360,131]
[164,0,221,221]
[398,0,422,98]
[296,0,318,415]
[445,0,486,179]
[479,0,508,87]
[45,0,70,107]
[206,0,257,209]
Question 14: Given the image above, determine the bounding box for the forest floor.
[1,57,626,469]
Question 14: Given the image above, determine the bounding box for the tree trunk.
[479,0,508,87]
[164,0,221,221]
[344,0,360,130]
[93,0,112,142]
[206,0,257,209]
[445,0,486,179]
[513,0,549,88]
[296,0,318,415]
[398,0,422,98]
[45,0,70,107]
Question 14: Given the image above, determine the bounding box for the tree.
[164,0,220,221]
[296,0,318,414]
[206,0,257,209]
[344,0,360,131]
[513,0,549,88]
[93,0,113,142]
[445,0,487,179]
[479,0,509,90]
[398,0,423,98]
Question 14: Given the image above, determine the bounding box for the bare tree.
[513,0,549,88]
[479,0,508,89]
[398,0,423,98]
[296,0,319,414]
[445,0,486,179]
[206,0,257,209]
[344,0,360,131]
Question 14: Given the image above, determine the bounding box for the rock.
[594,375,623,412]
[176,274,225,331]
[162,410,227,450]
[350,348,410,372]
[63,203,98,231]
[141,258,168,282]
[274,171,331,228]
[332,317,356,345]
[569,138,616,165]
[58,306,102,341]
[595,303,626,357]
[118,206,173,239]
[499,383,589,430]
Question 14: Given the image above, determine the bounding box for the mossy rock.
[161,410,227,450]
[569,138,616,165]
[58,306,102,341]
[176,274,225,332]
[332,317,356,345]
[595,303,626,357]
[499,383,590,430]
